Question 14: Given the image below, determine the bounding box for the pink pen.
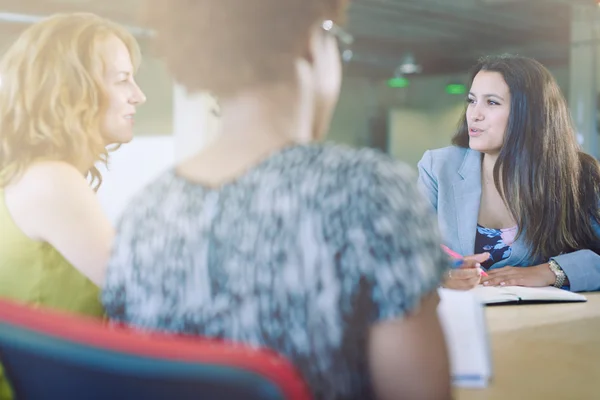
[440,244,489,277]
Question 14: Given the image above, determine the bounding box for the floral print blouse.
[102,143,448,400]
[475,224,518,269]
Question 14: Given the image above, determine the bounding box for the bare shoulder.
[5,161,100,239]
[10,161,89,195]
[4,161,112,285]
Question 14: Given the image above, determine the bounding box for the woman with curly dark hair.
[103,2,454,398]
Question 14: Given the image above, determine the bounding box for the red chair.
[0,298,311,400]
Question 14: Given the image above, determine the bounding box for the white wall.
[389,104,464,167]
[384,74,467,167]
[132,54,173,136]
[96,136,175,223]
[328,77,378,147]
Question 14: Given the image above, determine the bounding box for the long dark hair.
[452,54,600,261]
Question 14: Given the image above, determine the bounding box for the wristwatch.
[548,259,566,288]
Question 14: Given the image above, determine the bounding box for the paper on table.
[470,285,587,305]
[437,288,492,388]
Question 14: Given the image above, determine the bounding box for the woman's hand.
[442,252,490,291]
[480,263,556,287]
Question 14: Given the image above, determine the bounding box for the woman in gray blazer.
[418,54,600,293]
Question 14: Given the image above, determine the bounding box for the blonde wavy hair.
[0,12,141,189]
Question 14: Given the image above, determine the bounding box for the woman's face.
[466,70,511,155]
[99,35,146,145]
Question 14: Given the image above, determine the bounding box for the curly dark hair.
[143,0,349,97]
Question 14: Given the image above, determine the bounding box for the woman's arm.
[479,253,600,292]
[480,216,600,291]
[368,291,452,400]
[5,161,114,286]
[348,154,452,398]
[546,210,600,291]
[551,250,600,292]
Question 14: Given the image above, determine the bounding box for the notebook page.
[471,285,587,304]
[503,286,587,302]
[470,286,519,304]
[437,288,492,388]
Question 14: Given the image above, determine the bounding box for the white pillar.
[569,4,598,158]
[173,83,220,163]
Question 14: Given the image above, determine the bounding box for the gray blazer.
[417,145,600,292]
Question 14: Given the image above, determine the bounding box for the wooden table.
[455,293,600,400]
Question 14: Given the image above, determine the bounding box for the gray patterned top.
[102,143,448,400]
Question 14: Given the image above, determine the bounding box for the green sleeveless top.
[0,189,105,399]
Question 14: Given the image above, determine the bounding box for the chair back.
[0,299,311,400]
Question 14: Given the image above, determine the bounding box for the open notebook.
[437,288,492,388]
[470,285,587,305]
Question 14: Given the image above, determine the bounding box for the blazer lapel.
[452,149,482,255]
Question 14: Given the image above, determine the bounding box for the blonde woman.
[0,13,145,399]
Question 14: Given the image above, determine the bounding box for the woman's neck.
[176,85,314,186]
[481,152,499,185]
[219,84,313,145]
[74,151,98,178]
